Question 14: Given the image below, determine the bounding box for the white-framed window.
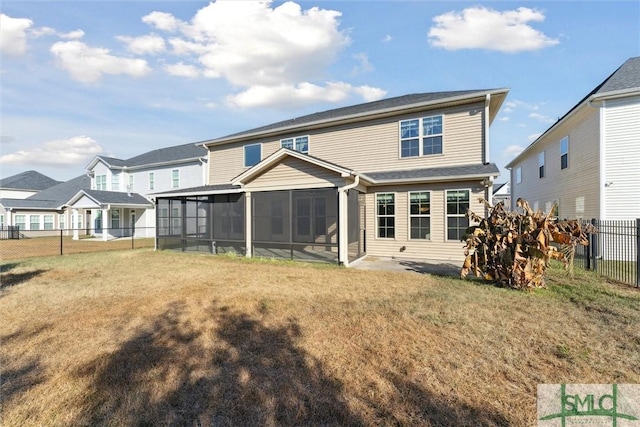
[0,214,4,228]
[409,191,431,240]
[575,196,585,219]
[149,172,155,190]
[446,189,470,241]
[30,215,40,230]
[376,193,395,238]
[560,137,569,170]
[244,143,261,167]
[399,115,443,158]
[281,136,309,154]
[111,174,120,191]
[171,169,180,188]
[15,215,26,230]
[111,209,120,229]
[128,174,134,191]
[44,215,54,230]
[95,175,107,191]
[538,152,545,178]
[59,214,66,230]
[516,166,522,184]
[77,214,83,229]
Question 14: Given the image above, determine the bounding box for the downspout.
[338,173,360,266]
[484,93,491,164]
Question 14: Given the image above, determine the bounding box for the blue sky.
[1,1,638,182]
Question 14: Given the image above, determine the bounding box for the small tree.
[460,198,596,290]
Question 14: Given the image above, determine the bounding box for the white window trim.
[408,190,431,240]
[538,151,545,179]
[29,214,41,230]
[111,173,120,191]
[111,208,121,228]
[149,172,155,190]
[375,192,396,240]
[171,169,180,188]
[280,135,310,154]
[398,114,444,159]
[445,188,471,242]
[244,143,262,168]
[516,166,522,184]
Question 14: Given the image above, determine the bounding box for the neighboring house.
[1,143,208,240]
[67,142,208,239]
[155,89,509,265]
[492,182,510,208]
[0,175,91,235]
[506,56,640,221]
[0,170,61,199]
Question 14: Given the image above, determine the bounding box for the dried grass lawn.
[1,250,639,426]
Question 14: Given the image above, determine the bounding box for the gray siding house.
[156,89,509,265]
[506,56,640,221]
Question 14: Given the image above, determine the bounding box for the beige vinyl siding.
[243,157,345,191]
[603,96,640,220]
[208,102,485,183]
[365,181,486,262]
[511,105,600,219]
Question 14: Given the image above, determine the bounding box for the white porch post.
[245,192,252,258]
[338,189,348,266]
[102,208,109,241]
[72,209,79,240]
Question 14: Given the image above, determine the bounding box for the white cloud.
[529,112,555,124]
[31,26,84,39]
[140,1,385,107]
[382,35,393,43]
[498,116,509,122]
[503,144,525,159]
[142,11,181,32]
[164,62,200,78]
[0,136,104,167]
[227,81,386,109]
[352,52,374,75]
[117,34,166,55]
[428,7,559,53]
[50,40,152,83]
[0,13,33,56]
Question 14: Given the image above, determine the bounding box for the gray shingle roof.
[364,163,500,183]
[0,170,61,191]
[122,143,207,167]
[0,175,91,209]
[208,89,503,142]
[81,190,152,206]
[597,56,640,94]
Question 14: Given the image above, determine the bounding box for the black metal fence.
[575,218,639,287]
[0,227,155,260]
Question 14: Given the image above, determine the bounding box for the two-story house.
[506,56,640,221]
[1,143,208,240]
[66,142,208,239]
[155,89,509,265]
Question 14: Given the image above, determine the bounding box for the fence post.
[590,218,598,271]
[60,229,63,256]
[636,218,640,287]
[131,226,135,250]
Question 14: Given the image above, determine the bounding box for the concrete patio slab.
[349,256,462,277]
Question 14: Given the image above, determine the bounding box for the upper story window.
[516,167,522,184]
[149,172,155,190]
[560,137,569,170]
[281,136,309,154]
[244,143,261,167]
[400,115,443,158]
[128,175,134,191]
[538,152,545,178]
[111,174,120,191]
[95,175,107,191]
[171,169,180,188]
